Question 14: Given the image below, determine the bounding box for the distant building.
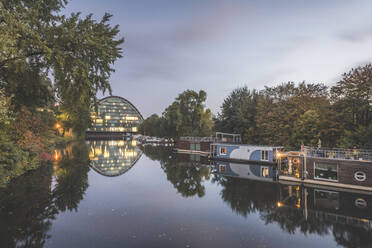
[87,96,143,135]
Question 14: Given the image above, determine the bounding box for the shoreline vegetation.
[140,64,372,151]
[0,0,123,186]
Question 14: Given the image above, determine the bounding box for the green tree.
[293,110,321,147]
[255,82,331,148]
[331,64,372,148]
[215,87,259,143]
[0,0,124,136]
[162,90,213,137]
[139,114,164,137]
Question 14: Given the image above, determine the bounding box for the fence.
[304,146,372,162]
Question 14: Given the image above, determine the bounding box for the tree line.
[0,0,122,185]
[139,90,214,138]
[141,64,372,149]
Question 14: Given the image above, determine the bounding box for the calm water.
[1,140,372,248]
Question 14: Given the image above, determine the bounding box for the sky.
[63,0,372,118]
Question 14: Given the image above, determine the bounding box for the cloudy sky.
[64,0,372,118]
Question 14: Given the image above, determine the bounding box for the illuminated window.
[314,162,338,181]
[220,147,227,155]
[132,127,138,132]
[105,115,111,120]
[261,167,269,177]
[96,119,103,124]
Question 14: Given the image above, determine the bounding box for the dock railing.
[304,146,372,162]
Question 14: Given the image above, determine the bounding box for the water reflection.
[88,140,142,177]
[53,141,91,212]
[212,161,372,247]
[0,140,90,247]
[0,165,55,248]
[214,161,278,182]
[1,145,372,248]
[141,145,211,197]
[213,163,280,218]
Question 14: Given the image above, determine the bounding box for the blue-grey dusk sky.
[64,0,372,118]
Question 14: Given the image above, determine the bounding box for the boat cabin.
[211,143,282,165]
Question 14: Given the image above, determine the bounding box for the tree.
[293,110,321,147]
[161,90,214,137]
[215,87,259,143]
[0,0,124,136]
[139,114,164,137]
[255,82,331,148]
[331,64,372,148]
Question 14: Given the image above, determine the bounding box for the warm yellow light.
[277,202,283,207]
[296,204,301,208]
[126,116,138,121]
[132,127,138,132]
[105,115,111,120]
[94,148,102,156]
[131,140,137,146]
[55,123,61,129]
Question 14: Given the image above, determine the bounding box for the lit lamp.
[55,123,62,136]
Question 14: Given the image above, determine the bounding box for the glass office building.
[88,96,143,133]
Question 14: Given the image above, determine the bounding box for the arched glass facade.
[88,96,143,133]
[88,140,142,177]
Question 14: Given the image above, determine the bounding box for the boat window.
[220,147,227,155]
[314,190,339,210]
[261,150,269,161]
[261,167,269,177]
[314,162,338,181]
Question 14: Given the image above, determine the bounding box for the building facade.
[87,96,143,134]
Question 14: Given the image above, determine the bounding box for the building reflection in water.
[88,140,142,177]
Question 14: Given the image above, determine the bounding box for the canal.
[1,140,371,248]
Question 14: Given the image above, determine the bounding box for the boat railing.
[179,136,218,142]
[304,146,372,162]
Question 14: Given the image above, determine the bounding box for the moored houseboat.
[210,143,283,165]
[277,146,372,191]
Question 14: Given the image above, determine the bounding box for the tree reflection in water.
[1,144,372,248]
[214,172,372,248]
[0,165,55,248]
[213,175,280,218]
[52,140,90,212]
[141,145,211,197]
[0,140,90,247]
